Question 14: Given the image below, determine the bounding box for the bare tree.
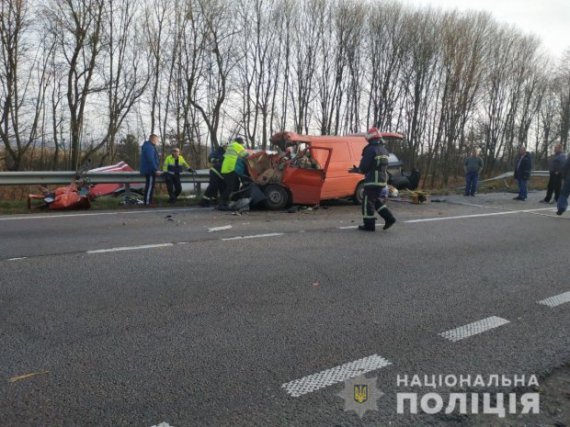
[83,0,151,165]
[44,0,105,170]
[0,0,51,170]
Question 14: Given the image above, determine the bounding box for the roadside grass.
[0,176,551,215]
[429,176,549,196]
[0,191,203,215]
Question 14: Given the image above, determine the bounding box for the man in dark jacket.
[542,143,567,204]
[556,154,570,216]
[513,145,532,201]
[140,134,160,205]
[200,144,226,207]
[352,127,396,232]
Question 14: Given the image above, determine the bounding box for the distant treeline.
[1,0,569,187]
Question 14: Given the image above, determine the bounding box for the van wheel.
[264,185,289,210]
[353,182,365,205]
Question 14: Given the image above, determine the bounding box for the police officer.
[200,144,226,207]
[353,127,396,232]
[162,147,190,204]
[218,137,248,210]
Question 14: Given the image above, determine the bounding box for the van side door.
[281,147,332,205]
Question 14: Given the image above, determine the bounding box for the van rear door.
[281,147,332,205]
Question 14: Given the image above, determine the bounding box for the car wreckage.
[234,131,420,210]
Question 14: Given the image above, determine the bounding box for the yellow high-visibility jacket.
[163,154,190,174]
[221,142,247,174]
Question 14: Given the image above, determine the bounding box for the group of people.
[464,143,570,215]
[138,131,569,230]
[140,134,192,205]
[139,134,249,209]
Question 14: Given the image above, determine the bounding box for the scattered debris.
[9,370,50,383]
[312,281,320,288]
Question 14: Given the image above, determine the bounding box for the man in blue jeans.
[513,146,532,201]
[464,148,484,196]
[556,155,570,216]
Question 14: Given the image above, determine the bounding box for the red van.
[268,131,414,205]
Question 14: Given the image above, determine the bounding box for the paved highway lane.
[0,193,568,426]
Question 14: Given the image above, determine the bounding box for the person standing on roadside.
[200,144,226,207]
[464,148,484,196]
[140,134,161,206]
[351,127,396,232]
[556,154,570,216]
[218,137,248,210]
[541,143,567,204]
[513,145,532,201]
[162,147,191,204]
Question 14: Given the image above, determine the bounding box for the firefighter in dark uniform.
[353,127,396,232]
[200,144,226,207]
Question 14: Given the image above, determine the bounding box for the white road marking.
[339,225,358,230]
[404,208,553,224]
[439,316,510,342]
[7,257,27,261]
[87,243,173,254]
[281,354,392,398]
[0,208,202,222]
[222,233,283,241]
[537,291,570,308]
[208,225,232,232]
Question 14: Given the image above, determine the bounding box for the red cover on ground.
[88,161,139,197]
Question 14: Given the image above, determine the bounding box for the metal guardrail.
[480,170,549,182]
[0,171,210,186]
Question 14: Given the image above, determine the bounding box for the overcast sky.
[399,0,570,59]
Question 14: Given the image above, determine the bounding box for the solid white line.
[439,316,510,342]
[404,208,553,224]
[222,233,283,241]
[537,291,570,308]
[87,243,173,254]
[208,225,233,232]
[339,225,358,230]
[282,354,392,398]
[7,257,27,261]
[0,208,203,222]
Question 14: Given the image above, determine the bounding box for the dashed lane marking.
[281,354,392,397]
[537,291,570,308]
[404,208,553,224]
[86,243,173,254]
[0,207,205,222]
[222,233,283,241]
[7,257,27,261]
[208,225,233,232]
[439,316,510,342]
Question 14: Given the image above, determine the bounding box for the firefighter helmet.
[366,127,381,141]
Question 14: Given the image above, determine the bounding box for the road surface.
[1,192,568,426]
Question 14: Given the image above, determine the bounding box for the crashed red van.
[256,131,416,209]
[244,144,332,209]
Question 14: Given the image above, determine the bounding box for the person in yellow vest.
[218,137,248,210]
[162,147,190,204]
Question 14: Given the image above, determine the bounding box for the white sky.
[399,0,570,59]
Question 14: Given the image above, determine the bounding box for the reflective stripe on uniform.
[211,167,224,180]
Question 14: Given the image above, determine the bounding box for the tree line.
[1,0,569,186]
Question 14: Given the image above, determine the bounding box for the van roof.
[270,131,404,146]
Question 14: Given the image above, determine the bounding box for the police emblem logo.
[337,375,384,419]
[354,384,368,403]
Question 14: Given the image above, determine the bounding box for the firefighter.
[200,144,226,207]
[162,147,191,204]
[218,137,248,210]
[352,127,396,232]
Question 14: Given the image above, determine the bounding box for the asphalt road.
[1,192,569,426]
